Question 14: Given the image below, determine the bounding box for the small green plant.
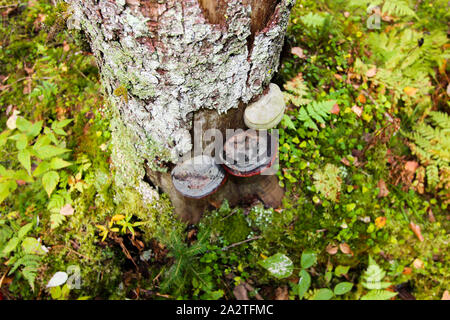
[0,115,72,203]
[313,163,342,201]
[360,256,398,300]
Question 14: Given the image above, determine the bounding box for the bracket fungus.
[221,130,278,177]
[244,83,286,130]
[171,155,227,199]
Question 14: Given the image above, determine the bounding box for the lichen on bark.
[65,0,294,204]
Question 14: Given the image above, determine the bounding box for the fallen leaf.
[63,41,70,52]
[375,216,387,229]
[402,267,412,275]
[351,105,362,117]
[447,84,450,97]
[442,290,450,300]
[377,179,389,198]
[357,94,367,104]
[339,243,353,256]
[291,47,306,59]
[16,180,27,186]
[405,161,419,173]
[413,258,424,269]
[331,103,340,115]
[366,66,377,78]
[340,157,350,166]
[404,87,418,97]
[233,284,249,300]
[46,271,68,288]
[6,109,20,129]
[333,74,342,81]
[60,204,74,216]
[326,243,338,255]
[274,286,289,300]
[343,11,350,18]
[409,221,424,242]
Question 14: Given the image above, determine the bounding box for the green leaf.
[282,115,296,130]
[15,133,28,150]
[0,180,17,204]
[42,171,59,197]
[2,237,20,256]
[18,149,31,174]
[361,290,398,300]
[334,282,353,295]
[26,120,43,137]
[335,265,350,277]
[50,157,71,170]
[0,130,11,147]
[33,161,50,177]
[297,269,311,300]
[15,117,32,132]
[22,237,46,255]
[301,251,317,269]
[34,145,70,160]
[313,288,334,300]
[18,222,33,239]
[258,253,293,279]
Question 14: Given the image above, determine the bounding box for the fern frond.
[382,0,417,18]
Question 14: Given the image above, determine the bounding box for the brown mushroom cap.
[221,130,278,177]
[171,155,227,199]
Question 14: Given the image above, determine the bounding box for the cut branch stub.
[172,155,227,199]
[221,130,278,177]
[244,83,286,130]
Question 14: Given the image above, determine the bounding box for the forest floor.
[0,0,449,300]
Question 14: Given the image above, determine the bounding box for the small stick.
[222,235,262,251]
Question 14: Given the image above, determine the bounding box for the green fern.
[405,111,450,190]
[360,256,398,300]
[283,74,311,107]
[382,0,417,18]
[8,254,41,291]
[299,101,335,131]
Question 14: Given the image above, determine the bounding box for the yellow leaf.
[375,216,387,229]
[403,87,418,97]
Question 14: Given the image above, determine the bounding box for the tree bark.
[66,0,295,223]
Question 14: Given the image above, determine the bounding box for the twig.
[0,267,10,289]
[222,236,262,251]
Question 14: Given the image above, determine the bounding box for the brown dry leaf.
[375,216,387,229]
[366,66,377,78]
[405,161,419,173]
[413,258,424,269]
[233,284,249,300]
[331,103,340,115]
[403,87,418,97]
[63,41,70,52]
[16,180,27,186]
[343,11,350,18]
[333,74,343,81]
[326,243,338,255]
[291,47,306,59]
[409,221,424,242]
[339,243,353,256]
[351,105,363,117]
[60,204,74,216]
[377,179,389,198]
[274,286,289,300]
[442,290,450,300]
[340,157,350,166]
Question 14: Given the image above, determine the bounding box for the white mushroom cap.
[244,83,286,130]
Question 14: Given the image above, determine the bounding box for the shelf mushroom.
[244,83,286,130]
[172,155,227,199]
[221,130,278,177]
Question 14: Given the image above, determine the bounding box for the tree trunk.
[66,0,295,223]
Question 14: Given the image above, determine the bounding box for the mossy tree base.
[66,0,294,222]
